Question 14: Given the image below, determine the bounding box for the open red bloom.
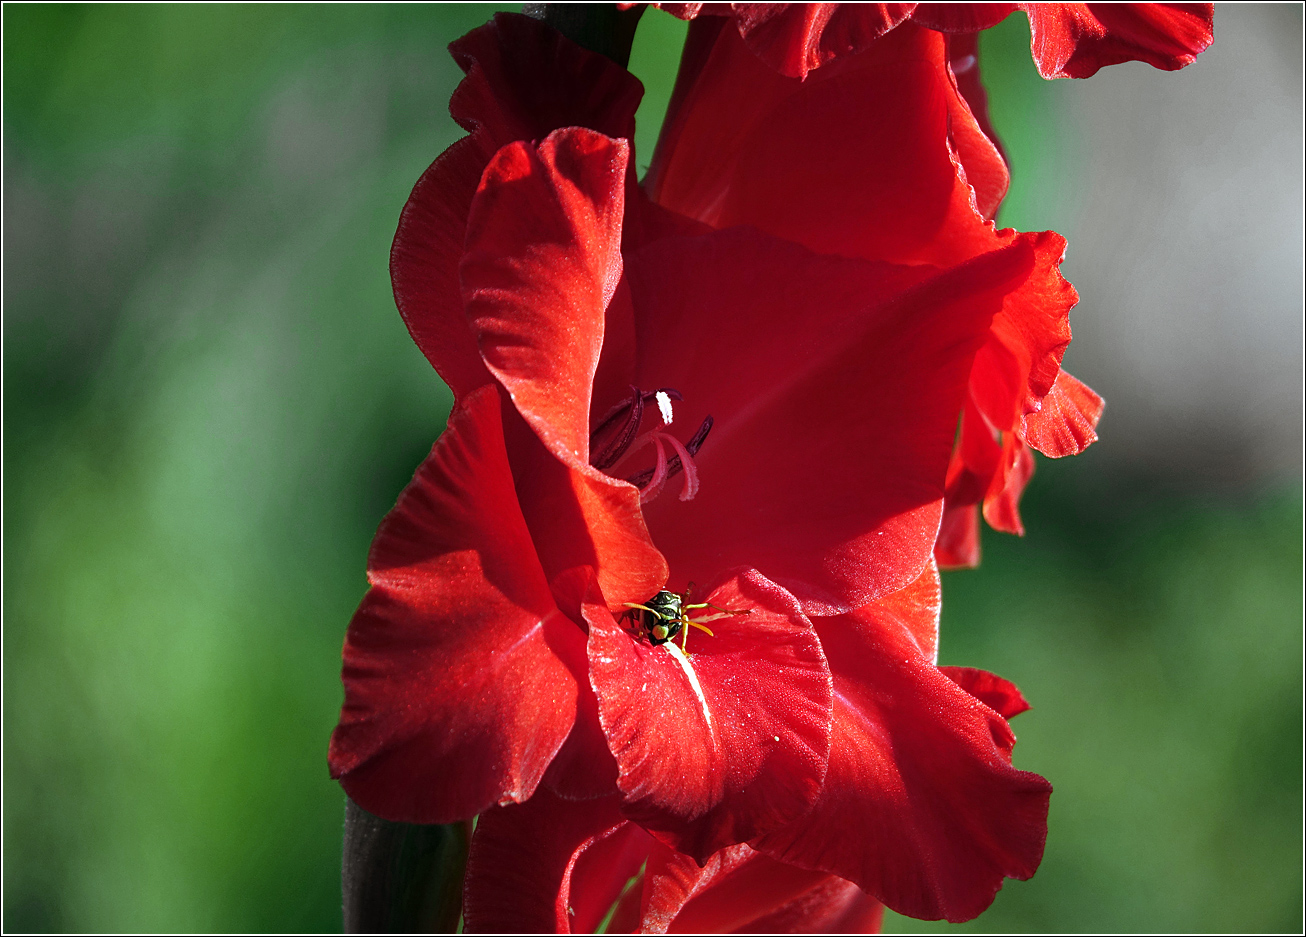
[330,13,1050,928]
[641,3,1214,80]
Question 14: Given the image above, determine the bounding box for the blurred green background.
[3,4,1300,933]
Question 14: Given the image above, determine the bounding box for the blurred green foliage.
[2,5,1299,933]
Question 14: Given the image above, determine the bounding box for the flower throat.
[589,386,712,504]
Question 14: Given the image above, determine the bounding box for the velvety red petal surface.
[463,790,649,933]
[648,22,994,269]
[754,584,1051,922]
[625,227,1034,613]
[729,3,918,78]
[910,3,1018,33]
[1024,2,1214,79]
[391,13,643,398]
[942,666,1033,720]
[873,559,941,662]
[329,386,581,823]
[541,617,623,800]
[1022,368,1104,457]
[587,570,833,860]
[642,842,835,934]
[462,129,627,467]
[744,876,884,933]
[969,231,1076,434]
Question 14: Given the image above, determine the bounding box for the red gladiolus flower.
[330,13,1050,928]
[640,2,1214,80]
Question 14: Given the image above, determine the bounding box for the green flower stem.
[523,2,647,68]
[342,799,468,933]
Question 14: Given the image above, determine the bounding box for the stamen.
[590,386,644,471]
[626,416,713,493]
[684,415,713,456]
[659,433,699,501]
[637,435,670,503]
[589,387,683,470]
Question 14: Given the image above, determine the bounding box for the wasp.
[622,584,750,652]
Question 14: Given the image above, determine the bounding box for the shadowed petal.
[911,3,1018,32]
[329,385,581,823]
[463,790,651,933]
[640,841,860,933]
[981,434,1035,536]
[934,502,981,569]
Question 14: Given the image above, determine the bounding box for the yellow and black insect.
[622,585,750,651]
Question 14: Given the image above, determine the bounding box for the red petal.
[875,560,941,663]
[1021,369,1104,457]
[981,433,1035,536]
[945,397,1003,508]
[753,590,1051,922]
[463,790,651,933]
[1023,3,1214,79]
[329,385,580,823]
[934,502,981,569]
[970,230,1077,433]
[729,3,918,78]
[641,842,836,933]
[626,227,1035,613]
[391,138,495,399]
[745,877,884,933]
[463,128,627,467]
[944,31,1009,221]
[392,13,643,400]
[587,571,832,860]
[647,22,996,268]
[541,645,622,801]
[910,3,1018,32]
[941,666,1032,720]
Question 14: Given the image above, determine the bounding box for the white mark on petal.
[665,641,712,734]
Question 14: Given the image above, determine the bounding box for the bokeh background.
[3,3,1300,932]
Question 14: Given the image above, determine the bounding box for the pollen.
[655,390,675,425]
